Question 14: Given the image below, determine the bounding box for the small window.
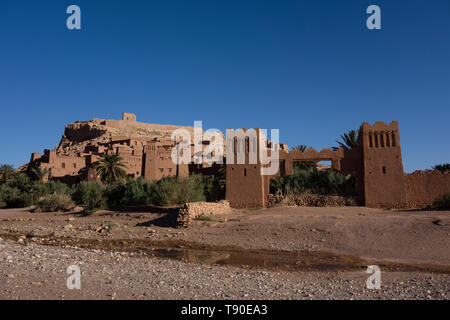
[73,163,77,169]
[159,168,164,172]
[61,163,66,169]
[168,168,172,173]
[382,166,386,174]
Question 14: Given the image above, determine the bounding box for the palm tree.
[94,154,128,184]
[291,145,316,170]
[432,163,450,173]
[0,164,15,184]
[292,145,308,152]
[333,130,359,150]
[28,167,50,183]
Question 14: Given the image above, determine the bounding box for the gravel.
[0,237,448,300]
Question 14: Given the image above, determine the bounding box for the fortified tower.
[360,121,406,208]
[225,128,270,208]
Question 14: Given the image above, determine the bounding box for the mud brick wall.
[177,201,232,228]
[404,171,450,208]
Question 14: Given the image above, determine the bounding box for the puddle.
[2,232,450,274]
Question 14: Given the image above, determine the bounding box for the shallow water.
[2,232,449,274]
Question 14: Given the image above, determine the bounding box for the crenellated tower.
[360,121,407,208]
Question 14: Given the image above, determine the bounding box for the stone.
[176,200,232,228]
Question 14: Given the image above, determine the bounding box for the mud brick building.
[23,113,191,183]
[22,114,449,209]
[225,121,450,209]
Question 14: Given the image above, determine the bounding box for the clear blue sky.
[1,0,449,172]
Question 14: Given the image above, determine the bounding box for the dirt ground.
[0,205,449,299]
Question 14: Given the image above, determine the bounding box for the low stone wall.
[177,200,232,228]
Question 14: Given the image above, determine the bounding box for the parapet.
[360,121,399,132]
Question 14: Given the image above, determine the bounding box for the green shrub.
[105,178,154,208]
[203,174,228,202]
[151,174,206,206]
[71,181,106,212]
[106,222,119,232]
[7,173,32,193]
[0,184,32,208]
[202,165,226,202]
[105,175,209,207]
[270,167,355,196]
[36,193,74,212]
[434,193,450,209]
[31,181,70,201]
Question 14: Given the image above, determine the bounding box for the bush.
[105,175,210,207]
[31,181,70,201]
[270,167,355,196]
[7,173,32,193]
[105,178,154,208]
[202,165,226,202]
[202,175,225,202]
[434,193,450,209]
[71,181,106,212]
[0,173,72,208]
[36,193,74,212]
[0,184,32,208]
[151,174,206,206]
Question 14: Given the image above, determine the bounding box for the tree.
[333,130,359,150]
[94,154,128,184]
[291,145,316,170]
[0,164,15,184]
[28,167,50,183]
[292,145,308,152]
[432,163,450,173]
